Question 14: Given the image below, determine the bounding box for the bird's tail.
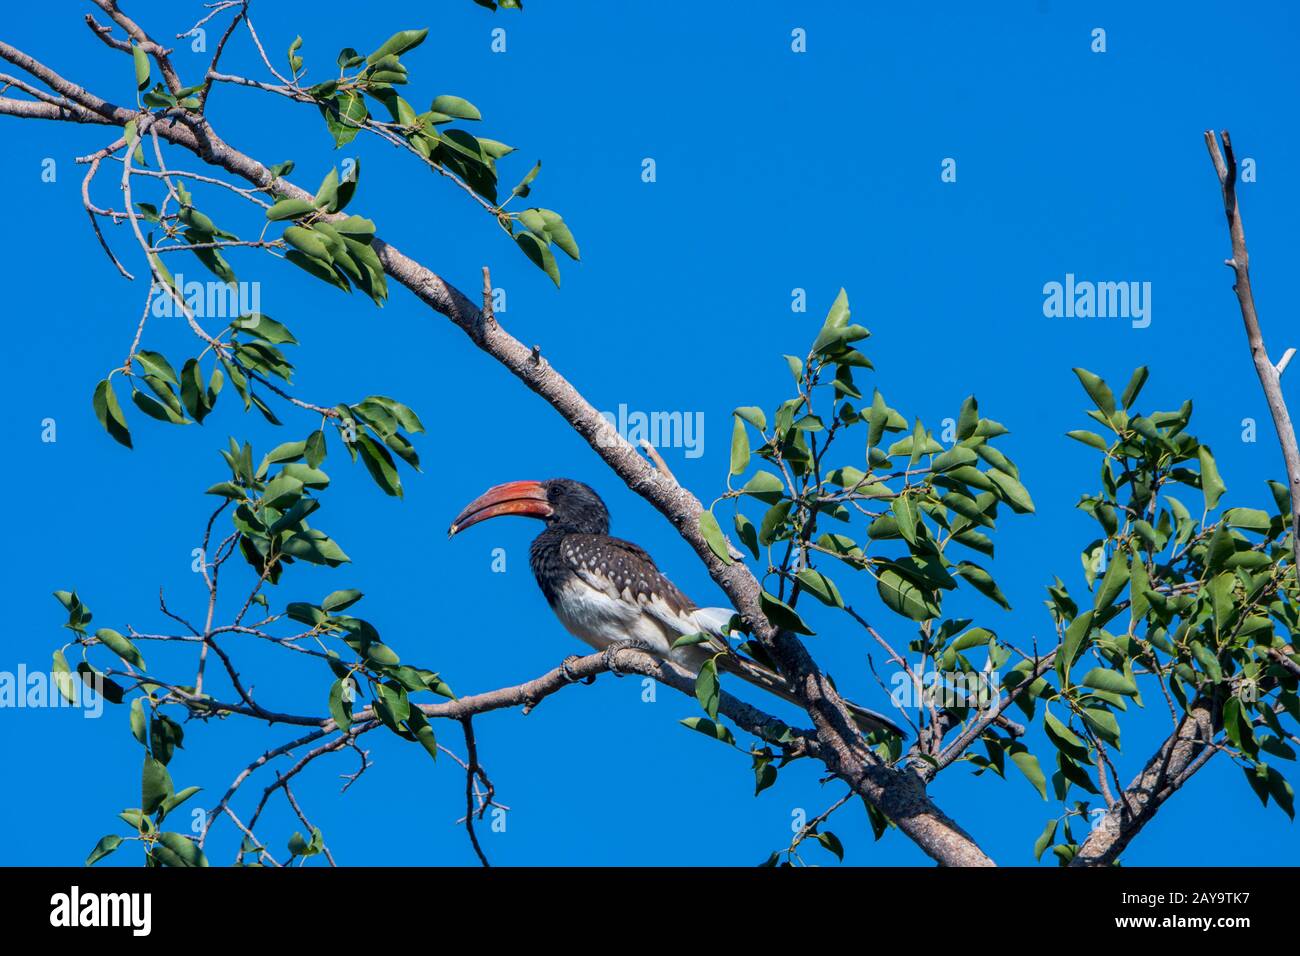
[689,607,906,737]
[714,654,905,738]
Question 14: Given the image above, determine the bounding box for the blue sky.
[3,0,1299,866]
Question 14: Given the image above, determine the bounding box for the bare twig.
[460,718,490,867]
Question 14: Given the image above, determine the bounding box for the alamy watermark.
[1043,273,1151,328]
[597,403,705,459]
[0,664,105,718]
[890,669,1001,710]
[50,886,151,936]
[150,272,260,319]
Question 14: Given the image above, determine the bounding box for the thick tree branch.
[1204,130,1300,574]
[1070,696,1217,866]
[0,39,126,119]
[0,94,113,124]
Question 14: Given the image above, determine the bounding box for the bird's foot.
[602,639,650,677]
[561,654,596,685]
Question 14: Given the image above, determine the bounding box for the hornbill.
[448,478,904,737]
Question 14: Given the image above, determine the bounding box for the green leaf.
[815,830,845,862]
[759,590,814,635]
[281,529,350,566]
[680,716,735,746]
[796,568,843,608]
[1073,368,1116,421]
[429,94,481,121]
[876,568,939,622]
[1120,366,1149,408]
[953,562,1011,610]
[949,627,994,652]
[329,677,354,733]
[131,43,150,91]
[931,445,978,473]
[134,350,179,387]
[1044,711,1091,762]
[93,379,132,448]
[697,510,733,565]
[142,753,173,814]
[266,198,318,221]
[313,167,341,211]
[403,707,439,761]
[365,643,401,668]
[262,473,304,510]
[729,417,750,476]
[891,495,920,546]
[157,832,208,867]
[695,658,720,719]
[322,589,363,612]
[149,714,184,765]
[287,830,315,857]
[1009,743,1048,800]
[1033,819,1058,861]
[233,313,299,346]
[1066,429,1109,452]
[1081,668,1138,697]
[180,359,214,423]
[537,209,579,260]
[511,160,541,198]
[516,231,560,286]
[319,91,368,148]
[129,697,148,745]
[86,834,123,867]
[96,628,146,671]
[740,470,785,503]
[52,650,77,705]
[1056,610,1094,683]
[262,440,307,468]
[759,501,793,547]
[1266,766,1295,818]
[287,35,304,74]
[987,468,1035,514]
[734,513,759,559]
[1223,696,1259,759]
[305,430,327,468]
[132,387,188,425]
[119,809,152,834]
[1082,706,1121,747]
[955,396,979,441]
[77,662,124,704]
[1093,550,1130,611]
[1198,445,1226,511]
[366,28,428,64]
[1224,507,1271,532]
[671,632,712,650]
[282,224,333,263]
[356,434,402,497]
[160,786,202,817]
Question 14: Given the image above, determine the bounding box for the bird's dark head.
[448,478,609,538]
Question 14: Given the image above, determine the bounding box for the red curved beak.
[448,480,552,537]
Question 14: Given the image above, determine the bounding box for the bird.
[448,477,904,737]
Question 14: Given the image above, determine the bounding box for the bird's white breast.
[551,577,679,658]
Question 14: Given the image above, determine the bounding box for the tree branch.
[1204,129,1300,574]
[1070,696,1217,866]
